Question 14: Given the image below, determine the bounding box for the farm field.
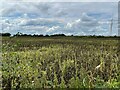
[1,36,120,89]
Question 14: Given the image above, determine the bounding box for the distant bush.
[50,34,66,37]
[32,34,44,37]
[45,35,50,37]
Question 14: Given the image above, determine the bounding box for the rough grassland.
[1,36,120,89]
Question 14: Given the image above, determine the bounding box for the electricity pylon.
[110,18,113,36]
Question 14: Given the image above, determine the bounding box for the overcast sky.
[0,1,119,36]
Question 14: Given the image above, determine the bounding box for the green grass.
[1,36,120,89]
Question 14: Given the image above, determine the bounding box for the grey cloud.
[1,2,118,36]
[20,18,65,28]
[1,2,117,19]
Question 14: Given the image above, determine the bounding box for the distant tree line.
[0,33,11,36]
[0,32,120,38]
[12,32,66,37]
[0,32,66,37]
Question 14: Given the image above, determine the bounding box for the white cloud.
[1,12,117,36]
